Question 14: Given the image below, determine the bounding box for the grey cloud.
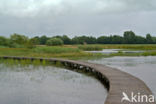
[0,0,156,37]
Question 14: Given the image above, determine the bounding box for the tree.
[135,36,146,44]
[111,35,123,44]
[54,35,71,44]
[39,35,49,45]
[10,33,28,45]
[97,36,111,44]
[46,38,63,46]
[0,36,10,46]
[146,34,153,44]
[152,37,156,44]
[30,36,40,45]
[123,31,136,44]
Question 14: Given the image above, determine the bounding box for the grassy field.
[0,44,156,60]
[0,46,104,60]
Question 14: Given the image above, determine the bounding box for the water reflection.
[0,64,106,104]
[86,49,144,54]
[88,56,156,95]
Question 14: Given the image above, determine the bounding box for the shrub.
[46,38,63,46]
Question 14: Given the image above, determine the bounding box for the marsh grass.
[0,45,156,60]
[78,45,103,51]
[33,46,80,53]
[78,44,156,50]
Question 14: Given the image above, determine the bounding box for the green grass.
[109,50,156,56]
[33,46,80,53]
[0,45,9,48]
[78,45,103,51]
[78,44,156,50]
[0,46,104,60]
[0,45,156,60]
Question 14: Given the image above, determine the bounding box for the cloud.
[94,0,156,14]
[0,0,156,18]
[0,0,156,37]
[0,0,66,17]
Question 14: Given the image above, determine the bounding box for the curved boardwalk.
[0,56,155,104]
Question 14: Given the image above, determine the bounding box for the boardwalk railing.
[0,56,155,104]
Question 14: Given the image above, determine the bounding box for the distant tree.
[135,36,146,44]
[30,36,40,45]
[85,36,97,44]
[111,35,123,44]
[152,37,156,44]
[97,36,111,44]
[71,36,80,44]
[46,38,63,46]
[0,36,10,46]
[146,34,153,44]
[25,39,36,49]
[39,35,49,45]
[10,33,28,45]
[123,31,136,44]
[54,35,71,44]
[71,36,97,44]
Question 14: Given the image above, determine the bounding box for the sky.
[0,0,156,37]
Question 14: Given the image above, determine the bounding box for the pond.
[86,49,145,54]
[0,63,107,104]
[88,56,156,95]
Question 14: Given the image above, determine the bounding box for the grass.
[78,45,103,51]
[78,44,156,50]
[109,50,156,56]
[0,46,104,60]
[33,46,80,53]
[0,44,156,60]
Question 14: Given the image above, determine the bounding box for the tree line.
[0,31,156,48]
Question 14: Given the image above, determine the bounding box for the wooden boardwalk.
[0,56,155,104]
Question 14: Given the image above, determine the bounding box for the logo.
[121,92,155,103]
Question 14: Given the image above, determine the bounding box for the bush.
[46,38,63,46]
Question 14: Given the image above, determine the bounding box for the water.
[86,49,144,54]
[88,56,156,95]
[0,64,107,104]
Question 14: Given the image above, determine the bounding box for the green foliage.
[46,38,63,46]
[0,30,156,50]
[72,36,97,44]
[10,33,28,45]
[33,46,80,54]
[30,37,40,45]
[146,34,153,44]
[25,39,36,49]
[54,35,71,44]
[123,31,136,44]
[0,36,10,46]
[9,33,29,48]
[111,35,123,44]
[97,36,112,44]
[39,35,49,45]
[78,45,103,51]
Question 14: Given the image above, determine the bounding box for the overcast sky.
[0,0,156,37]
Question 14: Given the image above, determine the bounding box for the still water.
[86,49,144,54]
[0,64,107,104]
[88,56,156,95]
